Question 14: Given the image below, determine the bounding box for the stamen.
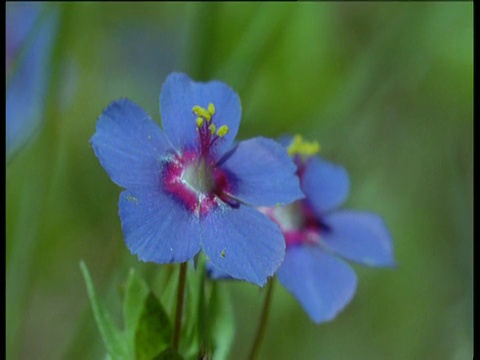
[217,125,229,137]
[208,103,215,116]
[287,134,320,157]
[192,102,229,154]
[192,105,211,122]
[208,123,216,135]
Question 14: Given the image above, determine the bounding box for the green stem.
[197,256,209,358]
[248,278,276,360]
[173,262,188,352]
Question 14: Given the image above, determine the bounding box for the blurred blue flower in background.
[91,72,303,286]
[262,135,396,323]
[6,3,59,160]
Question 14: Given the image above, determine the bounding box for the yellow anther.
[192,105,211,122]
[208,103,215,116]
[216,125,229,137]
[208,123,216,135]
[196,117,204,127]
[287,134,321,157]
[192,105,202,114]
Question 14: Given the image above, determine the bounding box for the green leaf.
[135,292,173,360]
[79,261,128,359]
[180,256,234,360]
[208,283,235,360]
[123,268,150,358]
[215,3,292,92]
[181,259,205,358]
[159,266,178,320]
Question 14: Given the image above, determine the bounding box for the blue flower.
[6,3,59,159]
[261,135,396,322]
[91,73,303,286]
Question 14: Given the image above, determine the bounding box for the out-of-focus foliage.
[6,3,472,359]
[6,2,59,159]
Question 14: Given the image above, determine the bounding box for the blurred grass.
[6,2,472,359]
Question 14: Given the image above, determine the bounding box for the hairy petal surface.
[160,72,241,155]
[91,99,170,189]
[201,205,285,286]
[119,189,202,264]
[221,137,304,207]
[302,157,350,215]
[321,211,396,267]
[278,245,358,323]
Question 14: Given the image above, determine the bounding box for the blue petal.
[119,189,202,263]
[220,137,304,206]
[91,99,170,189]
[201,204,285,286]
[6,4,59,159]
[6,3,40,58]
[276,134,294,148]
[301,156,350,215]
[160,72,241,156]
[321,211,396,267]
[277,245,358,323]
[205,262,233,281]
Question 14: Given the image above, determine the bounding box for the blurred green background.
[6,2,473,359]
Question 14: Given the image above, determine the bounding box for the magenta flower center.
[163,102,235,216]
[261,201,323,247]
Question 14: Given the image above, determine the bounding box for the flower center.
[260,201,323,248]
[182,158,215,194]
[271,202,306,231]
[162,102,236,217]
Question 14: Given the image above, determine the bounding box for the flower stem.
[248,277,276,360]
[173,262,188,352]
